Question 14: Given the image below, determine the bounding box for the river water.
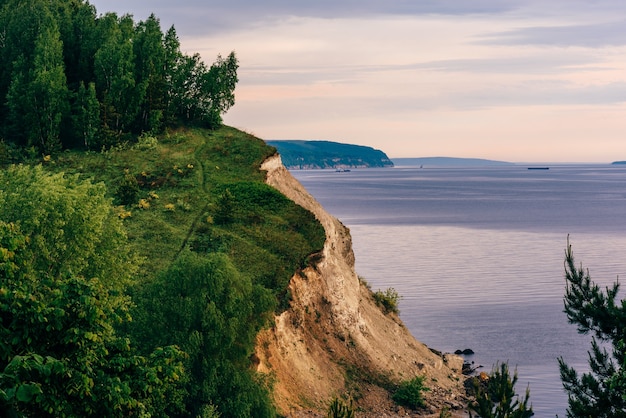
[291,165,626,417]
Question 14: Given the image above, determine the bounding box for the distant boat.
[335,168,351,172]
[528,167,549,170]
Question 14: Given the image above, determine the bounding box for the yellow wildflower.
[116,208,132,219]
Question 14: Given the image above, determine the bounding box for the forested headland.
[0,1,327,417]
[266,140,394,169]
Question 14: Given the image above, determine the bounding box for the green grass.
[44,126,326,295]
[12,125,327,414]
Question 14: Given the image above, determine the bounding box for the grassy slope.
[46,126,326,296]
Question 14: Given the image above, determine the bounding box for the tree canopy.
[0,0,238,152]
[0,165,184,417]
[134,251,276,417]
[558,239,626,417]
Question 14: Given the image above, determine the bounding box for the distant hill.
[393,157,514,167]
[266,140,394,169]
[612,161,626,165]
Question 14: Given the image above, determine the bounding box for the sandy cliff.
[256,154,468,417]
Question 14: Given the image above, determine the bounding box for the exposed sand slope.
[256,154,468,417]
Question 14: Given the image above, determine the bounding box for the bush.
[133,133,159,150]
[327,397,355,418]
[116,170,140,205]
[392,375,429,409]
[468,362,533,418]
[0,139,21,167]
[373,287,401,314]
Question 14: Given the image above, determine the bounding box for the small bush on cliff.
[327,397,355,418]
[373,287,401,314]
[392,375,429,409]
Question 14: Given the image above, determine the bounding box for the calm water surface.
[291,165,626,417]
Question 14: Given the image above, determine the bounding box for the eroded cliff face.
[256,155,467,416]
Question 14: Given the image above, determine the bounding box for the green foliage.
[558,239,626,417]
[2,126,325,416]
[203,181,326,298]
[74,81,100,148]
[1,0,65,145]
[0,139,21,167]
[213,188,235,225]
[327,397,355,418]
[0,0,238,153]
[133,251,276,417]
[197,403,221,418]
[468,363,533,418]
[266,140,393,169]
[116,169,141,205]
[0,168,185,417]
[133,132,159,150]
[25,14,68,153]
[373,287,401,314]
[0,164,137,286]
[392,375,429,409]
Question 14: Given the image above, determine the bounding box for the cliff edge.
[256,154,468,417]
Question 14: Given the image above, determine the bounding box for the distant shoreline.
[392,157,514,167]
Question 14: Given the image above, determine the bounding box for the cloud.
[239,54,600,88]
[391,53,604,75]
[91,0,522,35]
[104,0,520,17]
[92,0,626,40]
[450,81,626,109]
[483,20,626,47]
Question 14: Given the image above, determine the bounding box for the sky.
[90,1,626,162]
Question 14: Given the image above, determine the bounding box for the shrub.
[373,287,401,314]
[214,189,235,225]
[0,139,21,167]
[468,362,533,418]
[327,397,355,418]
[116,170,140,205]
[133,133,159,150]
[358,276,372,290]
[392,375,429,409]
